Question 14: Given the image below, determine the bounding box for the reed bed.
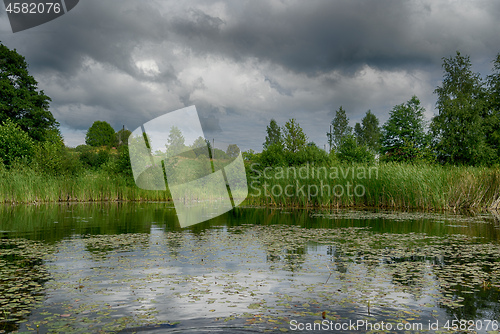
[244,162,500,211]
[2,162,500,211]
[0,166,170,203]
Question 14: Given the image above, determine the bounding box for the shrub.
[32,141,82,175]
[380,139,435,164]
[258,143,286,166]
[79,149,110,169]
[116,145,133,178]
[336,134,375,164]
[293,143,330,165]
[0,119,34,166]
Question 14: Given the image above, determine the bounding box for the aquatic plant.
[245,162,500,211]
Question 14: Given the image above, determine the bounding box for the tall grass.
[244,162,500,211]
[2,162,500,211]
[0,164,170,203]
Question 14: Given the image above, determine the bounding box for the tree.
[488,53,500,113]
[0,119,34,166]
[0,42,59,142]
[85,121,117,147]
[192,136,207,149]
[263,119,282,149]
[431,52,488,165]
[381,96,428,161]
[190,136,209,157]
[283,118,307,153]
[166,126,186,156]
[354,122,363,145]
[327,106,351,151]
[116,128,131,146]
[226,144,240,158]
[484,53,500,161]
[258,144,286,166]
[336,134,374,164]
[360,110,381,151]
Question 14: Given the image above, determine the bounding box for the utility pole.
[329,125,333,152]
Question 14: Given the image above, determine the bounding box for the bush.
[242,149,258,162]
[293,143,330,165]
[258,143,286,166]
[336,134,375,164]
[0,119,34,166]
[213,148,229,160]
[380,139,435,164]
[79,149,110,169]
[178,150,197,159]
[32,141,82,175]
[75,144,93,153]
[116,145,133,178]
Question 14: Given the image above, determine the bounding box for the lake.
[1,203,500,333]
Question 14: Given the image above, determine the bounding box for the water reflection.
[0,204,500,332]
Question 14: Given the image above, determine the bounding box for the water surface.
[1,203,500,333]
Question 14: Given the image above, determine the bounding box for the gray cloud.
[1,0,500,150]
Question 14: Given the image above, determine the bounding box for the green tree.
[283,118,307,153]
[213,148,228,160]
[116,144,133,178]
[166,126,186,156]
[226,144,240,158]
[382,96,428,162]
[431,51,488,165]
[0,119,34,166]
[116,128,132,146]
[191,136,207,149]
[263,119,283,149]
[0,42,59,142]
[337,134,374,164]
[190,136,210,158]
[354,122,363,145]
[360,110,381,151]
[259,144,286,166]
[296,142,330,165]
[242,149,257,162]
[85,121,117,147]
[327,106,351,151]
[484,53,500,161]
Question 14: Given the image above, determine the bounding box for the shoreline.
[1,197,499,215]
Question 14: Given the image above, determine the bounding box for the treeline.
[248,51,500,167]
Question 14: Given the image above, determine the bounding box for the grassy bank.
[0,165,170,203]
[2,162,500,211]
[245,163,500,211]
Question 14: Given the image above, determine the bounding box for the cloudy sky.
[1,0,500,151]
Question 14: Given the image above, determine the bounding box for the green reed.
[244,162,500,211]
[0,165,171,203]
[2,162,500,211]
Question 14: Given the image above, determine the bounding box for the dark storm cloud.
[6,0,500,80]
[2,0,500,148]
[166,0,489,75]
[21,1,170,76]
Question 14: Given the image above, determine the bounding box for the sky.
[1,0,500,152]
